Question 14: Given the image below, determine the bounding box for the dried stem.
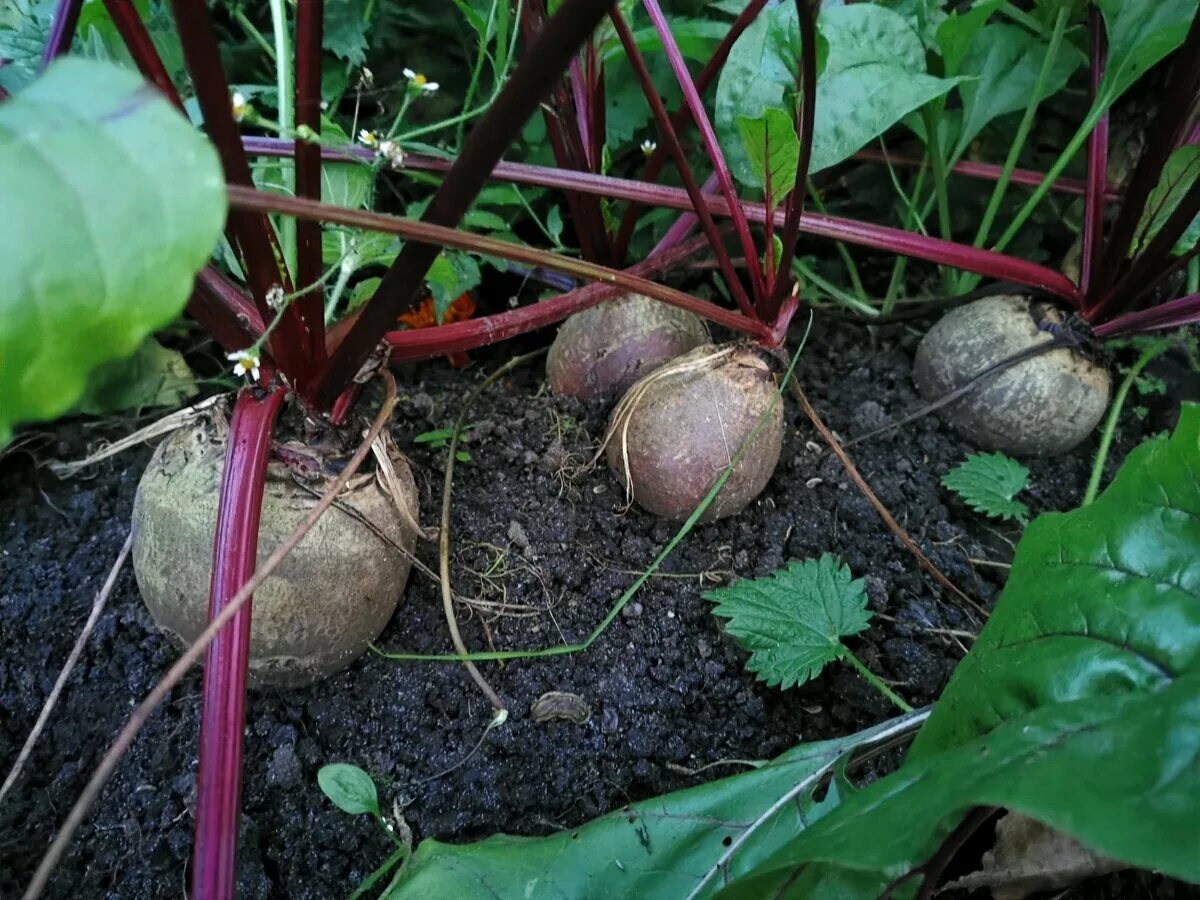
[787,376,986,619]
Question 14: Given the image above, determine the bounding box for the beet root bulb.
[131,416,419,687]
[547,293,709,399]
[605,344,783,522]
[913,295,1110,457]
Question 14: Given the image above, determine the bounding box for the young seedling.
[942,452,1031,524]
[704,554,912,712]
[414,423,475,463]
[317,764,412,896]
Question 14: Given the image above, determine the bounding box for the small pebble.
[507,520,530,549]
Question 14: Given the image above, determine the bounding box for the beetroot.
[605,344,783,522]
[131,415,419,687]
[914,295,1111,456]
[547,293,709,399]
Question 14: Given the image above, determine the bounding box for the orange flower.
[396,292,477,367]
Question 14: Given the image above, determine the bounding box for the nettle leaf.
[1133,144,1200,256]
[382,712,924,900]
[716,3,960,187]
[318,763,381,817]
[0,58,224,444]
[942,452,1031,522]
[324,0,370,65]
[704,555,872,690]
[954,23,1085,157]
[736,108,800,206]
[426,252,481,322]
[1097,0,1199,106]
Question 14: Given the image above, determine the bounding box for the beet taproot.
[131,415,418,687]
[547,293,709,399]
[605,344,783,522]
[913,295,1110,456]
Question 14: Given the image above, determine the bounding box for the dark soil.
[0,316,1191,899]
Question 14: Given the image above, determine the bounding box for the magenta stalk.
[192,388,287,900]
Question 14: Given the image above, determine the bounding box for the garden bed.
[0,315,1186,899]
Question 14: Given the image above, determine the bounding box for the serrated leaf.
[318,763,380,816]
[324,0,370,65]
[736,108,800,207]
[942,452,1030,522]
[0,58,225,444]
[704,555,872,689]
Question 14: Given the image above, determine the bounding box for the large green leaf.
[913,403,1200,756]
[712,405,1200,897]
[0,58,225,443]
[716,3,959,187]
[718,676,1200,898]
[383,712,929,900]
[954,22,1085,156]
[1097,0,1199,107]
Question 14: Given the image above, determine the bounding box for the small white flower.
[378,139,405,169]
[266,284,286,310]
[227,349,261,382]
[358,128,378,147]
[641,138,657,156]
[231,91,250,122]
[402,68,439,93]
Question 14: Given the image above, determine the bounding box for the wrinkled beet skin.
[547,294,709,400]
[132,418,418,687]
[607,344,784,522]
[913,296,1111,457]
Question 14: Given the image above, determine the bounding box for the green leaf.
[941,452,1030,522]
[0,58,225,445]
[1133,144,1200,256]
[382,712,927,900]
[719,677,1200,898]
[425,252,481,322]
[714,407,1200,897]
[324,0,370,65]
[0,0,52,93]
[916,403,1200,757]
[736,108,800,205]
[546,205,564,243]
[1097,0,1199,106]
[954,23,1085,156]
[934,0,1003,76]
[462,208,509,231]
[703,555,872,690]
[716,3,960,185]
[318,763,381,817]
[74,337,197,415]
